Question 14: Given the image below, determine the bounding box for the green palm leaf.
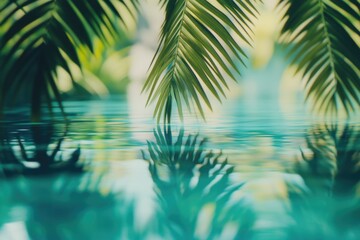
[0,0,138,120]
[279,0,360,115]
[144,0,260,122]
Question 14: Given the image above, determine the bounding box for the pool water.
[0,95,359,240]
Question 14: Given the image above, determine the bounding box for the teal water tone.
[0,95,359,239]
[1,1,359,239]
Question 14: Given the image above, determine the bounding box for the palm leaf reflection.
[0,122,81,177]
[0,169,143,240]
[287,124,360,239]
[297,124,360,196]
[0,123,150,239]
[142,126,254,240]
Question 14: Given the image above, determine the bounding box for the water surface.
[0,95,359,240]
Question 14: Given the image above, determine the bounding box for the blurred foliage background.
[0,0,358,121]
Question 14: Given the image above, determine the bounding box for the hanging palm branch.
[143,0,260,122]
[0,0,138,120]
[279,0,360,115]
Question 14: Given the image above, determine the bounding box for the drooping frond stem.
[144,0,260,122]
[0,0,138,120]
[279,0,360,116]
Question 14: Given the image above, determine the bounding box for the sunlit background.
[0,0,359,239]
[51,0,305,120]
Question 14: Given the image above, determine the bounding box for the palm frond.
[279,0,360,115]
[144,0,260,122]
[0,0,138,120]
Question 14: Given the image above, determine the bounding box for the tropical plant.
[144,0,260,122]
[279,0,360,115]
[0,0,138,120]
[0,0,359,122]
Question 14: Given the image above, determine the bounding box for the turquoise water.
[0,95,359,239]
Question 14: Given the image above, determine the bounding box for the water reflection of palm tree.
[0,122,145,239]
[297,124,360,196]
[142,126,255,240]
[287,124,360,239]
[0,171,144,240]
[0,123,81,176]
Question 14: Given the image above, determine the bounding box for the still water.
[0,95,359,240]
